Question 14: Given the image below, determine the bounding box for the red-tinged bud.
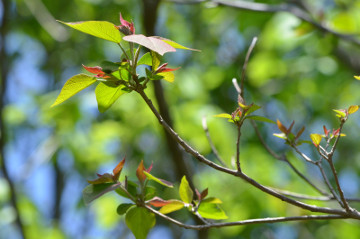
[146,162,153,173]
[155,63,181,73]
[116,13,135,35]
[82,64,110,78]
[333,128,340,136]
[323,125,330,137]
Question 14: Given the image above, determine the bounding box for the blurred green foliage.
[2,0,360,238]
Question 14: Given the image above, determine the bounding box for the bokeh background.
[1,0,360,238]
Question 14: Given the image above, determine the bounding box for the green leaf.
[117,203,135,215]
[160,38,200,52]
[214,113,232,119]
[58,20,121,43]
[125,207,156,239]
[143,171,173,188]
[198,202,228,220]
[245,115,275,124]
[179,176,193,204]
[157,71,175,83]
[137,52,152,66]
[273,133,287,140]
[201,197,223,204]
[333,109,346,118]
[51,74,96,107]
[82,183,120,205]
[95,82,126,113]
[244,104,261,116]
[151,51,161,70]
[159,200,184,214]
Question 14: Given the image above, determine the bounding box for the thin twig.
[202,117,227,167]
[239,37,257,101]
[251,120,328,196]
[292,145,317,165]
[235,125,242,172]
[136,88,360,218]
[146,205,348,230]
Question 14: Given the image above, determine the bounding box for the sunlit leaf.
[125,207,156,239]
[151,51,161,70]
[201,197,223,204]
[214,113,232,119]
[246,115,275,124]
[273,133,287,140]
[58,20,121,43]
[157,72,175,83]
[143,171,173,187]
[310,133,322,147]
[354,75,360,80]
[82,183,120,205]
[137,52,152,66]
[158,37,200,52]
[117,203,135,215]
[179,176,193,204]
[348,105,359,114]
[95,82,126,113]
[333,109,347,118]
[198,202,228,220]
[123,34,176,56]
[159,200,184,214]
[51,74,96,107]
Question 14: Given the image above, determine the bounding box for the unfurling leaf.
[51,74,96,107]
[123,34,176,56]
[58,20,121,43]
[125,207,156,239]
[333,109,347,118]
[179,176,193,204]
[158,200,184,214]
[112,157,126,181]
[214,113,232,119]
[310,133,322,147]
[136,160,147,183]
[277,120,288,134]
[348,105,359,114]
[143,171,173,187]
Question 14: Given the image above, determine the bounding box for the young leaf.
[112,157,126,181]
[310,133,322,147]
[244,104,261,116]
[214,113,232,119]
[146,197,172,207]
[158,37,200,52]
[354,75,360,80]
[198,202,228,220]
[333,109,347,118]
[295,126,305,140]
[137,52,152,66]
[273,133,287,140]
[158,200,184,214]
[245,115,275,124]
[58,20,121,43]
[117,203,135,215]
[157,72,175,83]
[82,183,120,205]
[179,176,193,204]
[201,197,223,204]
[95,82,126,113]
[125,207,156,239]
[143,171,173,188]
[123,34,176,56]
[87,173,114,184]
[136,160,147,183]
[277,120,288,134]
[151,51,161,70]
[51,74,96,107]
[348,105,359,114]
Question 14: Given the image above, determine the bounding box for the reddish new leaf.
[112,157,126,181]
[123,34,176,56]
[323,125,330,137]
[87,173,114,184]
[277,120,287,134]
[200,188,209,200]
[146,197,172,207]
[136,160,147,183]
[295,126,305,140]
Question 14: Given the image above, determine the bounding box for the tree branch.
[146,205,348,230]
